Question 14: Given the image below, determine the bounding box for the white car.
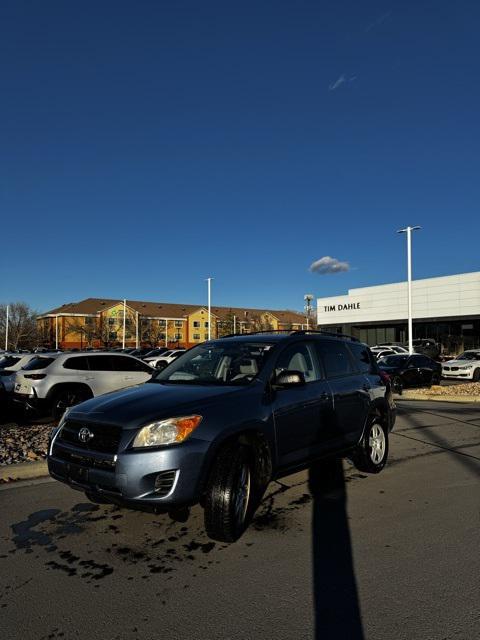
[143,349,176,366]
[442,350,480,381]
[150,349,186,369]
[13,351,154,418]
[371,344,409,355]
[0,353,44,393]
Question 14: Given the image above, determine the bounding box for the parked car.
[408,339,440,360]
[372,344,408,355]
[0,353,47,394]
[128,348,156,359]
[142,348,169,360]
[377,353,442,394]
[373,349,397,360]
[152,349,187,370]
[13,352,154,419]
[441,350,480,381]
[48,331,396,542]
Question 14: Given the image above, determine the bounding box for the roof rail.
[219,329,359,342]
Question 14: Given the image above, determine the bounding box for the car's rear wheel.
[431,372,441,386]
[52,387,92,421]
[204,443,255,543]
[391,375,403,395]
[353,413,389,474]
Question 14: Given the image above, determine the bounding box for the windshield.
[379,355,409,367]
[457,351,480,360]
[151,341,275,385]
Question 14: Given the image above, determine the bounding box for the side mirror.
[273,370,306,388]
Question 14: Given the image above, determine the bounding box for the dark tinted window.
[381,355,408,367]
[22,357,55,371]
[275,342,320,383]
[113,356,151,373]
[63,357,90,371]
[348,343,374,374]
[0,356,22,368]
[416,356,433,367]
[87,355,115,371]
[317,341,355,378]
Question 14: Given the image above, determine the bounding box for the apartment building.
[37,298,308,349]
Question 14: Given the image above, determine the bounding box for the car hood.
[443,359,479,367]
[67,382,246,429]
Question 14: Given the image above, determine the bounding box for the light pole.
[304,294,314,330]
[122,299,126,349]
[206,277,213,340]
[397,226,421,354]
[5,305,9,351]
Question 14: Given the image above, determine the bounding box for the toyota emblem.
[78,427,93,443]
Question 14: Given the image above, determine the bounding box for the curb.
[0,460,49,482]
[396,394,480,403]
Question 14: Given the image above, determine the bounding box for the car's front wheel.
[391,375,403,395]
[353,413,389,474]
[51,387,92,421]
[204,443,255,543]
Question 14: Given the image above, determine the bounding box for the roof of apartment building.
[40,298,306,325]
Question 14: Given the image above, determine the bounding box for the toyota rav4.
[48,331,396,542]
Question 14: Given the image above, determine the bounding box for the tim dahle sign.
[323,302,360,312]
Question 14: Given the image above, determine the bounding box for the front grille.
[154,470,177,497]
[450,367,459,371]
[52,444,116,471]
[57,420,123,454]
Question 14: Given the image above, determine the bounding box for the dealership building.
[316,271,480,353]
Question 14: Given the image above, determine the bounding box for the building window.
[204,333,209,340]
[85,317,94,325]
[193,321,200,328]
[158,319,166,326]
[174,320,183,327]
[204,322,209,328]
[125,318,131,326]
[174,333,182,340]
[108,317,115,325]
[193,333,200,340]
[109,331,117,340]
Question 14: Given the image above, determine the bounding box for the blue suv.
[48,331,396,542]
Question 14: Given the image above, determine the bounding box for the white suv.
[13,352,154,418]
[442,350,480,381]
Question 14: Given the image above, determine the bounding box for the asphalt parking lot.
[0,400,479,640]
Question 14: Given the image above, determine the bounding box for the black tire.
[51,387,92,421]
[204,443,255,543]
[391,375,403,395]
[473,369,480,382]
[353,413,389,474]
[431,373,441,386]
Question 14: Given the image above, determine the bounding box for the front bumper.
[48,435,210,509]
[442,370,473,379]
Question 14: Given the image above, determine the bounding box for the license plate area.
[67,463,89,483]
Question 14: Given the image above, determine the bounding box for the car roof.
[208,331,360,345]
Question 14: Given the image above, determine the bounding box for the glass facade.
[323,320,480,354]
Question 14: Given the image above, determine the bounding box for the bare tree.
[64,317,101,348]
[0,302,38,350]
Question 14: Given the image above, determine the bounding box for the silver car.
[13,352,154,418]
[0,353,46,393]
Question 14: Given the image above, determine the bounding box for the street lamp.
[304,294,314,330]
[206,277,213,340]
[397,226,421,354]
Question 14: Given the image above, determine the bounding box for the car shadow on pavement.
[309,458,365,640]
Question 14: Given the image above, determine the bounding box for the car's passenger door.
[272,341,333,469]
[86,355,123,395]
[315,340,371,447]
[403,356,423,386]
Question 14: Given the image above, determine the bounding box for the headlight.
[460,365,472,370]
[132,415,202,448]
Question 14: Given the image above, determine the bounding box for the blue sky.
[1,1,479,313]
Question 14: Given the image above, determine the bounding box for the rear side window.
[348,343,374,374]
[275,342,321,383]
[63,357,90,370]
[87,355,116,371]
[113,356,152,373]
[316,341,355,378]
[0,356,22,368]
[22,357,55,371]
[416,356,433,367]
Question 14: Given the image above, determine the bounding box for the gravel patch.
[0,422,55,465]
[404,382,480,396]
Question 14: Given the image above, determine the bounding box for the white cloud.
[329,74,346,91]
[309,256,350,275]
